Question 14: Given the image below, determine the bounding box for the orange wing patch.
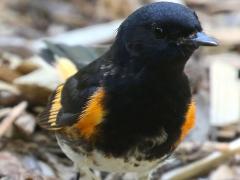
[75,88,106,139]
[180,101,196,141]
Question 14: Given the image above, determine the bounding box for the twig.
[0,101,28,138]
[178,141,230,153]
[161,138,240,180]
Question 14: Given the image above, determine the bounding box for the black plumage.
[38,2,218,178]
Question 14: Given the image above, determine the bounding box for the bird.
[38,2,218,180]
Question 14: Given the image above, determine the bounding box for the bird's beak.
[183,32,219,47]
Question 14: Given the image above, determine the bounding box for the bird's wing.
[38,62,106,139]
[38,43,109,139]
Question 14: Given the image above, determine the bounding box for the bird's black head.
[113,2,218,73]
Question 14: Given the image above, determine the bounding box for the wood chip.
[161,138,240,180]
[15,61,39,75]
[0,108,11,119]
[0,80,21,106]
[217,129,237,140]
[0,101,27,138]
[0,66,21,83]
[0,80,19,94]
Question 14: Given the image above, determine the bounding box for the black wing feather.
[38,43,110,130]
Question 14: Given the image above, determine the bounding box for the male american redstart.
[38,2,218,179]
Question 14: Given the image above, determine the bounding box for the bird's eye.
[152,23,164,39]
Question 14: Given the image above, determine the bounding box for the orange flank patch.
[48,85,63,127]
[76,88,106,139]
[180,101,196,141]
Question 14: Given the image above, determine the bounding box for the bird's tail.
[40,42,100,81]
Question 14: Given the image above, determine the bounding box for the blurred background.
[0,0,240,179]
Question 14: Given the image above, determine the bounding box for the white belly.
[57,137,166,173]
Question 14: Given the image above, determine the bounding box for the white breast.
[57,137,166,174]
